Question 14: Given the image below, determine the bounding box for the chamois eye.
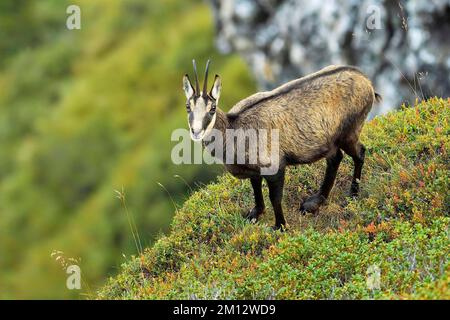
[209,103,216,114]
[186,101,191,112]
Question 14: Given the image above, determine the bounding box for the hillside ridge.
[98,98,449,299]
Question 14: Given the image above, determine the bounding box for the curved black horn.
[203,59,211,97]
[192,59,200,94]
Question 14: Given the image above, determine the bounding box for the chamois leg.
[266,171,286,230]
[301,149,343,214]
[342,141,366,197]
[245,177,265,222]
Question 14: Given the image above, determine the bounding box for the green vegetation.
[98,98,450,299]
[0,0,255,298]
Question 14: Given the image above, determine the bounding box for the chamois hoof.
[271,224,286,232]
[300,194,326,214]
[350,181,360,198]
[245,207,264,223]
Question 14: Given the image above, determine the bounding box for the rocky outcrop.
[209,0,450,115]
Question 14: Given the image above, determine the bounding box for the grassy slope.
[99,98,450,299]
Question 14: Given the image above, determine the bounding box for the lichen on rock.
[209,0,450,115]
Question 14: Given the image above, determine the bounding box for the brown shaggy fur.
[213,65,376,174]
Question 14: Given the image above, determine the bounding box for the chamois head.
[182,59,221,141]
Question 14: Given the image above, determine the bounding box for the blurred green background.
[0,0,255,299]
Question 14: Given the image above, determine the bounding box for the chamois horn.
[192,59,200,94]
[203,59,211,97]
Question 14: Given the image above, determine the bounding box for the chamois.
[182,60,381,230]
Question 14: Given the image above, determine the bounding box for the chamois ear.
[210,75,221,101]
[183,74,195,99]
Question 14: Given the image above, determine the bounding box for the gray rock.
[209,0,450,115]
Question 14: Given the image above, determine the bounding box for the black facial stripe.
[202,112,213,129]
[188,113,213,129]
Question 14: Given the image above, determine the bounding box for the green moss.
[98,98,450,300]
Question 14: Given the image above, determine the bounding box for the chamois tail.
[374,92,382,103]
